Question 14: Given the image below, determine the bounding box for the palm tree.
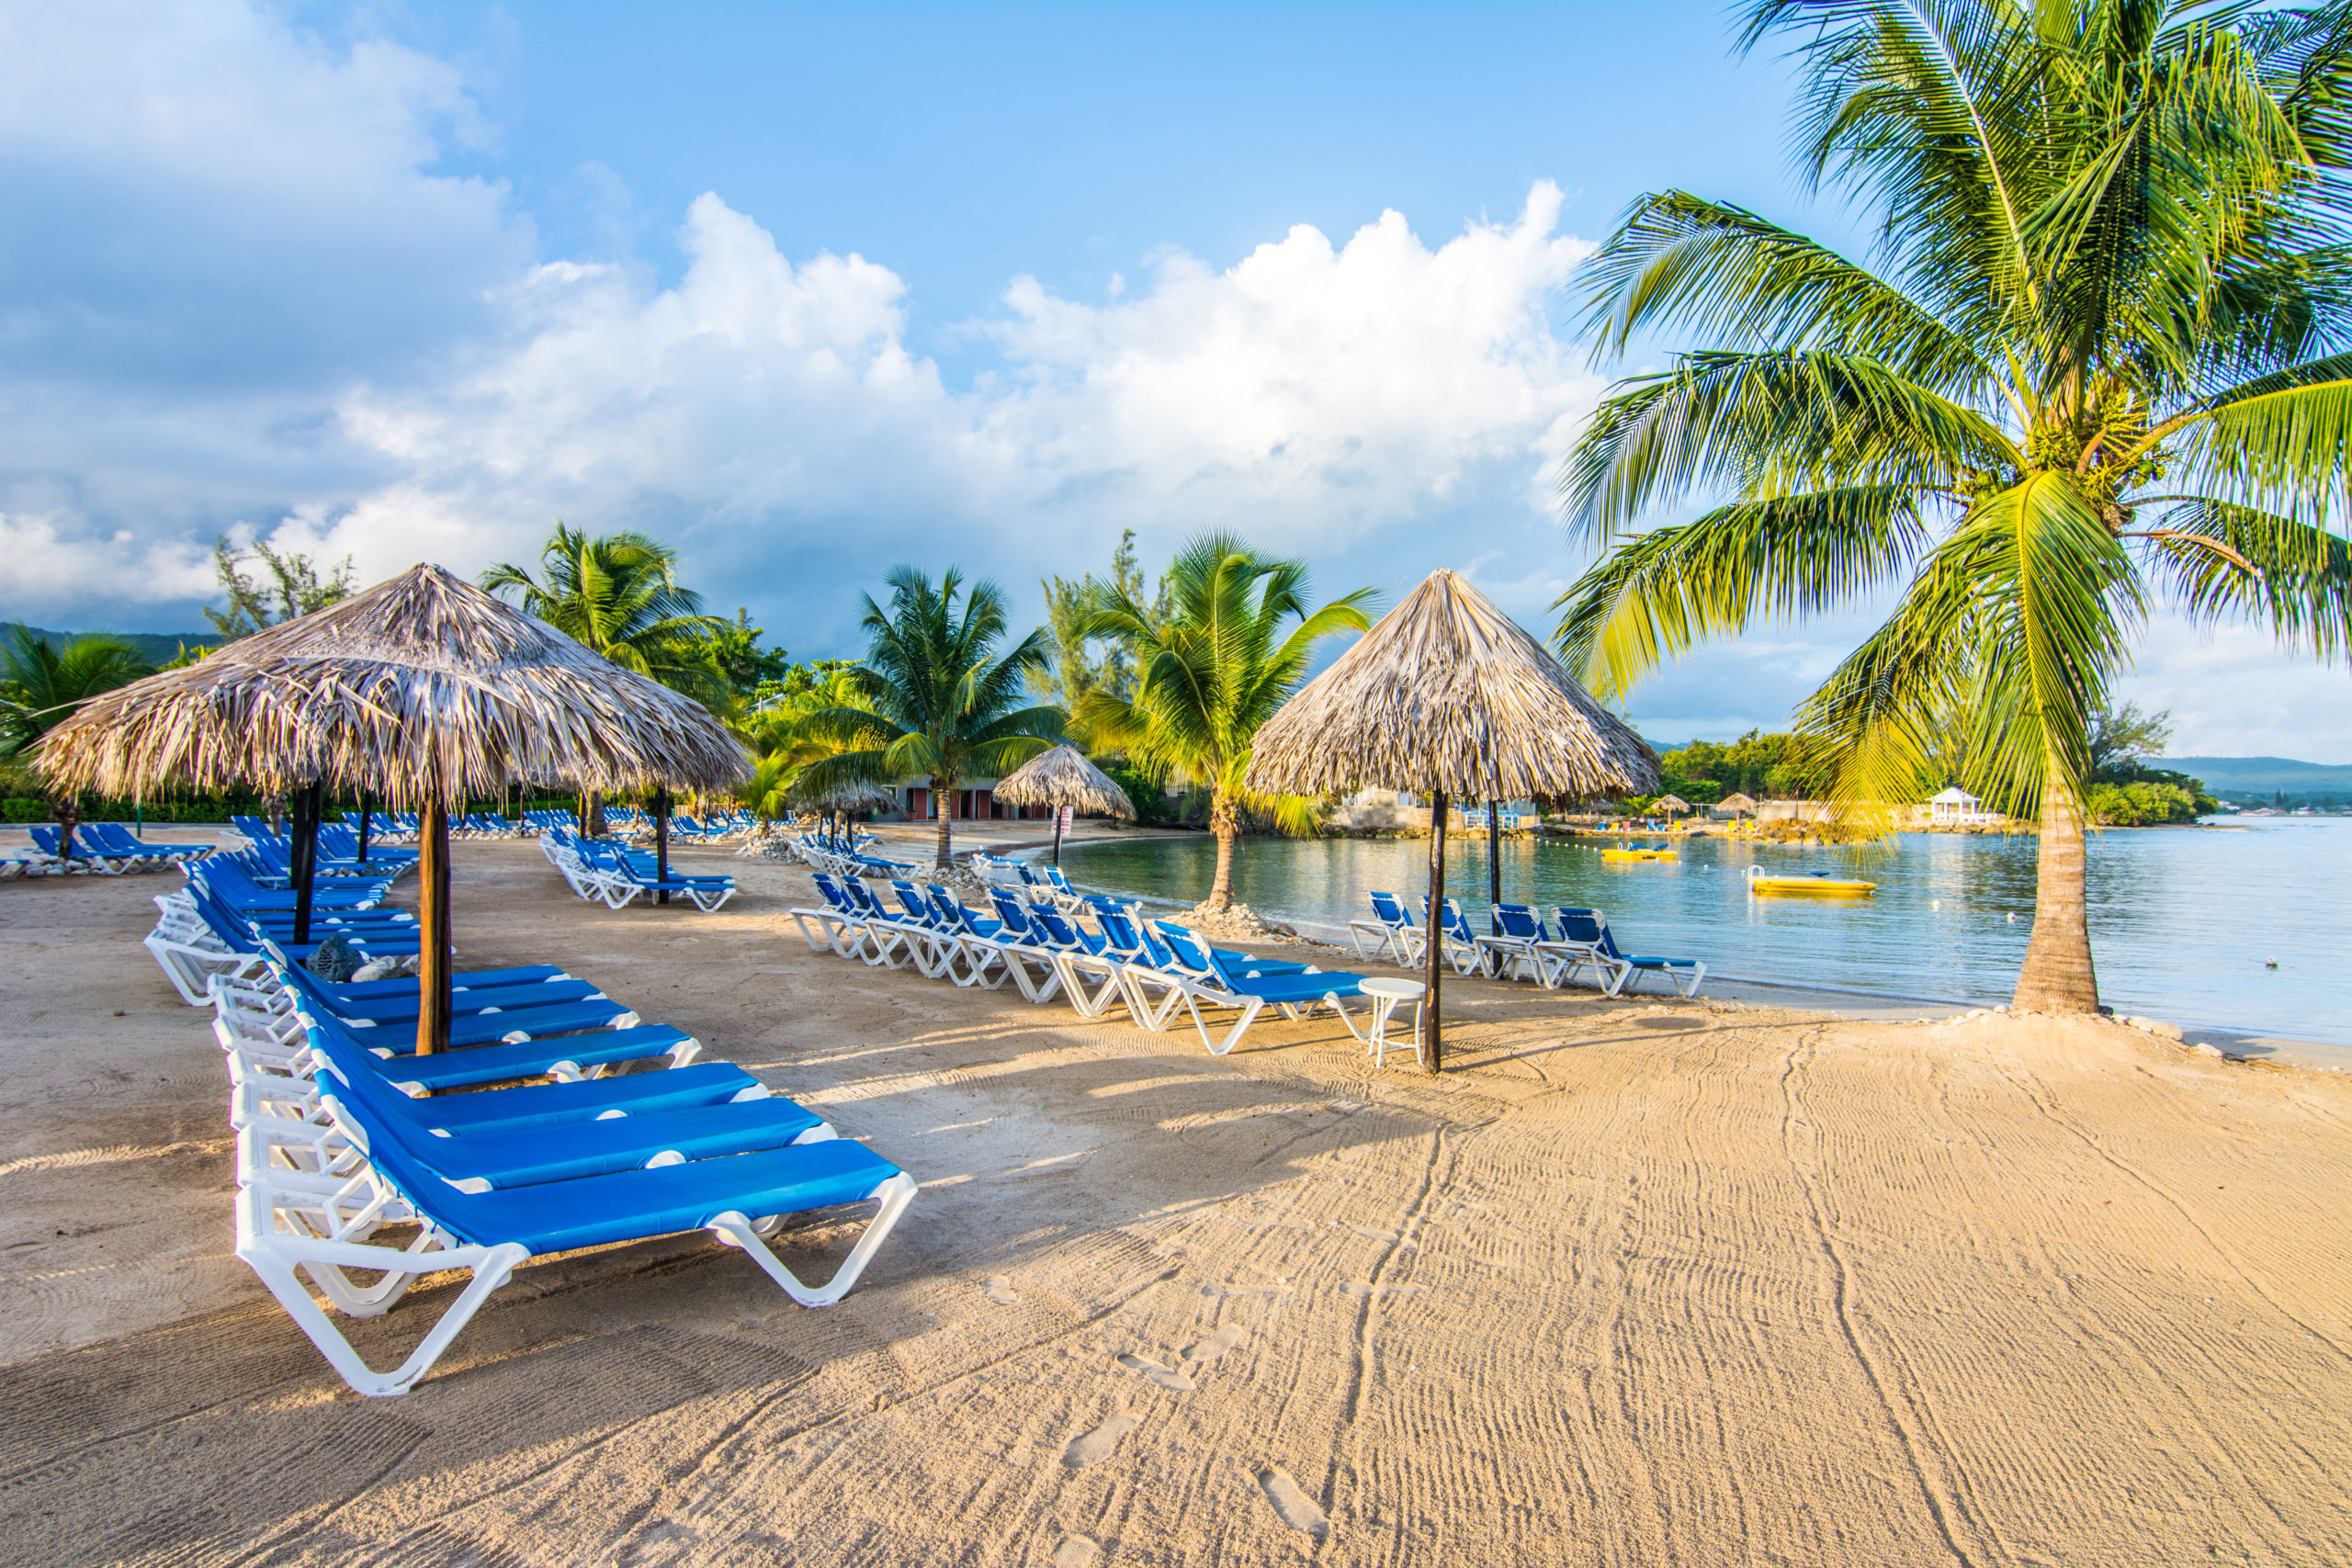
[1077,533,1376,912]
[739,668,876,821]
[1552,0,2352,1014]
[4,628,155,854]
[481,525,729,832]
[798,566,1064,868]
[2,629,154,753]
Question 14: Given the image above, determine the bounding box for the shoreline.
[1035,832,2352,1063]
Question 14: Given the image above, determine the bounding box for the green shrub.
[2089,781,2200,826]
[4,797,46,823]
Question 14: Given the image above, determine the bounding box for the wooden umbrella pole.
[357,788,372,864]
[289,780,322,947]
[1053,805,1065,864]
[1423,789,1447,1074]
[416,798,452,1056]
[655,788,671,906]
[1487,796,1502,929]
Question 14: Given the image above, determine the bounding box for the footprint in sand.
[1183,1323,1246,1369]
[1259,1467,1330,1537]
[983,1276,1022,1305]
[1049,1535,1101,1567]
[1062,1411,1138,1469]
[1114,1352,1195,1392]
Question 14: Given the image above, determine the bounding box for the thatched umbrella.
[990,743,1136,863]
[1720,791,1758,826]
[37,563,747,1053]
[1655,793,1691,825]
[1244,570,1657,1072]
[790,778,895,841]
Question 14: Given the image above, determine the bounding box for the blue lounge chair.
[261,1024,835,1190]
[978,892,1069,1005]
[236,1079,916,1395]
[1023,904,1136,1020]
[1147,925,1370,1056]
[286,999,701,1093]
[1551,908,1706,998]
[1347,891,1422,965]
[1474,903,1557,984]
[1419,897,1487,975]
[88,822,212,864]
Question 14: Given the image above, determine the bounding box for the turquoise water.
[1055,819,2352,1043]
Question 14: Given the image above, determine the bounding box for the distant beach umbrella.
[792,779,897,814]
[36,563,748,1054]
[1720,792,1759,824]
[1655,794,1691,821]
[790,777,895,840]
[1245,569,1657,1072]
[992,742,1136,863]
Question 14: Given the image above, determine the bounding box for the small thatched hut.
[37,563,747,1051]
[991,744,1136,863]
[1245,570,1657,1072]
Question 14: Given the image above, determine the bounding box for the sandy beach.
[3,830,2348,1566]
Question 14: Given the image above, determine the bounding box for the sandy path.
[0,836,2346,1565]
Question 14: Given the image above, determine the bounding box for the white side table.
[1357,976,1429,1068]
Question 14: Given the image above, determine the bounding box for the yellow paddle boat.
[1601,841,1679,863]
[1747,864,1876,897]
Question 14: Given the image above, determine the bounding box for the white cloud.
[301,183,1601,650]
[0,512,214,607]
[2117,616,2352,759]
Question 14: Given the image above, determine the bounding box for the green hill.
[2168,756,2352,795]
[1,623,220,666]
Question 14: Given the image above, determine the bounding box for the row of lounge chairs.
[967,852,1092,912]
[123,835,915,1396]
[785,829,922,881]
[790,872,1396,1057]
[604,806,758,841]
[211,943,912,1399]
[540,828,737,912]
[337,809,531,841]
[1346,892,1706,998]
[146,853,424,1003]
[20,822,215,874]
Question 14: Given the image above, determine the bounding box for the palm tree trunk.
[584,789,605,839]
[933,775,954,869]
[1207,789,1238,911]
[2014,768,2100,1013]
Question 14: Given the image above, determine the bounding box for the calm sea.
[1055,818,2352,1043]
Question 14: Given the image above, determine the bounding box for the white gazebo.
[1928,785,1996,825]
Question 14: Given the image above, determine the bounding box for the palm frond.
[1553,485,1931,698]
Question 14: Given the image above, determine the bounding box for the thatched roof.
[1720,792,1760,813]
[36,563,749,807]
[791,778,896,813]
[991,744,1136,818]
[1243,570,1659,801]
[1654,794,1692,814]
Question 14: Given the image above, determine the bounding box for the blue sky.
[3,1,2346,758]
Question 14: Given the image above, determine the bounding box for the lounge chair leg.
[707,1171,918,1307]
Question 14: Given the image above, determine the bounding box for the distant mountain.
[1,623,219,666]
[2169,756,2352,794]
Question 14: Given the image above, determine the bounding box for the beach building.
[1928,786,2003,826]
[1326,788,1538,832]
[887,778,1054,822]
